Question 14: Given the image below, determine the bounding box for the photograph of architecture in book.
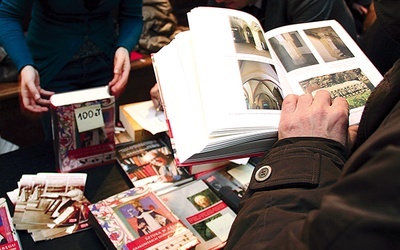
[304,26,354,63]
[299,68,375,109]
[269,31,319,72]
[229,15,271,58]
[239,60,283,110]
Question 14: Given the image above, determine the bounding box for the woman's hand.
[109,47,131,96]
[19,65,54,115]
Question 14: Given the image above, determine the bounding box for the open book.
[151,7,383,166]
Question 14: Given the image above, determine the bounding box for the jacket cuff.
[249,137,347,191]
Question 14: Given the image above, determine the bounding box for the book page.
[153,31,213,162]
[263,20,383,125]
[188,7,284,135]
[121,100,168,135]
[188,8,382,131]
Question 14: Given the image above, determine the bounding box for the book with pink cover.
[89,186,199,250]
[0,197,22,250]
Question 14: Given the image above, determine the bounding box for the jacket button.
[255,165,272,182]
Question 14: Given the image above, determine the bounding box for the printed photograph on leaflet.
[116,138,193,194]
[11,173,90,242]
[197,162,254,213]
[160,180,237,250]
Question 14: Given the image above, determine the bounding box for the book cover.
[159,180,237,250]
[50,85,116,173]
[116,138,193,194]
[196,162,254,213]
[0,198,22,250]
[11,173,91,242]
[88,186,199,250]
[152,7,383,166]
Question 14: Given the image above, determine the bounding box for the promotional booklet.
[196,162,254,213]
[160,180,237,250]
[89,186,199,250]
[116,138,193,194]
[10,173,91,242]
[152,7,383,166]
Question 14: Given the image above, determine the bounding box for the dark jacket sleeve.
[225,137,346,249]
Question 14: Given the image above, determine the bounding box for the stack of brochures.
[7,173,91,242]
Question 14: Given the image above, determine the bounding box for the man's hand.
[150,82,163,111]
[109,47,131,96]
[278,90,349,146]
[19,65,54,114]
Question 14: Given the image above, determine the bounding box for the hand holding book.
[279,90,350,146]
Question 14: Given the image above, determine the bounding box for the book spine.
[50,104,63,172]
[119,107,136,142]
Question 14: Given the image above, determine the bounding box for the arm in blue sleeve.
[0,0,35,71]
[116,0,143,52]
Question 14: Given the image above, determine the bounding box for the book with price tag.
[50,85,116,172]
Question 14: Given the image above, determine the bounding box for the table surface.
[0,141,133,249]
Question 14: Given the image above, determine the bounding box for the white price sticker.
[74,104,104,132]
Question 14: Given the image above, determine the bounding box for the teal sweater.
[0,0,143,87]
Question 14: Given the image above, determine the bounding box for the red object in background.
[130,51,143,61]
